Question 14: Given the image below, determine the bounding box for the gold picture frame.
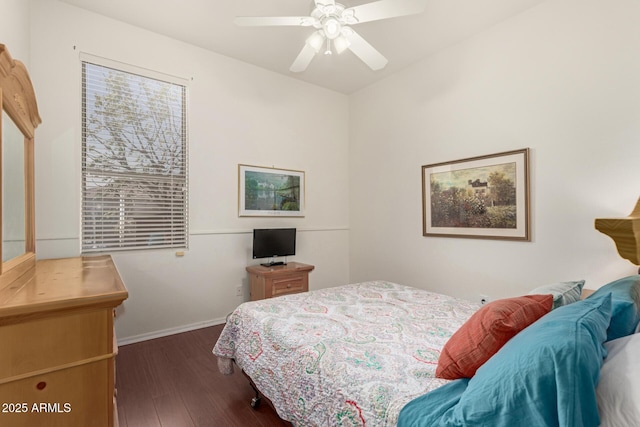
[422,148,530,241]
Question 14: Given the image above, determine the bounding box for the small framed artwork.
[422,148,530,241]
[239,164,305,217]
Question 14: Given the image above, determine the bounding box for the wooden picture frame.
[422,148,530,241]
[239,164,305,217]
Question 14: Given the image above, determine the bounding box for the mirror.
[2,111,26,262]
[0,44,41,290]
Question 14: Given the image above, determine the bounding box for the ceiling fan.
[235,0,427,72]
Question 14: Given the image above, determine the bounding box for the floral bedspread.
[212,281,480,426]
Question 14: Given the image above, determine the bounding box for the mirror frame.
[0,44,41,290]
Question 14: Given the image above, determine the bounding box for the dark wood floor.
[116,324,290,427]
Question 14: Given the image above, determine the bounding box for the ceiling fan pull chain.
[324,39,332,55]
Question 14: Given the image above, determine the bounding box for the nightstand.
[246,262,315,301]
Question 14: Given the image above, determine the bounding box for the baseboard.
[117,317,227,346]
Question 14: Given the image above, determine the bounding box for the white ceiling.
[59,0,545,94]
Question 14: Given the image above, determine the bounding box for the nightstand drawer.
[272,275,305,296]
[247,262,314,301]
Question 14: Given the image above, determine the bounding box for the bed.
[213,276,640,427]
[213,281,480,425]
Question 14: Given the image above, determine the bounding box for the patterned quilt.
[212,281,480,426]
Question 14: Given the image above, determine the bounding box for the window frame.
[80,54,189,253]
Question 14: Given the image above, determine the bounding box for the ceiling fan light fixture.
[306,31,325,53]
[322,17,341,39]
[334,34,351,54]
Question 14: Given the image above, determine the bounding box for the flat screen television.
[252,228,296,266]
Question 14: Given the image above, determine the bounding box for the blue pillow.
[399,293,612,427]
[528,280,585,309]
[587,275,640,341]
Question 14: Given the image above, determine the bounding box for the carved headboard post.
[595,197,640,273]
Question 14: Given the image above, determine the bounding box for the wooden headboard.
[595,197,640,269]
[581,288,595,299]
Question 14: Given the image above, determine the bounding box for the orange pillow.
[436,294,553,380]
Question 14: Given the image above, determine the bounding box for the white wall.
[349,0,640,303]
[28,0,350,343]
[0,0,30,64]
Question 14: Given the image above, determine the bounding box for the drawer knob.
[287,284,291,288]
[36,381,47,390]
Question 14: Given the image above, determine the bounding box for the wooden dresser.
[247,262,314,301]
[0,255,128,427]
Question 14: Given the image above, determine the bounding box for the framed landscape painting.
[422,148,530,241]
[239,164,305,217]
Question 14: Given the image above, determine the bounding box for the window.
[81,58,188,252]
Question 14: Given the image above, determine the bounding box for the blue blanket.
[398,380,468,427]
[398,294,612,427]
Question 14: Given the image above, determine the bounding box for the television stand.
[260,261,285,267]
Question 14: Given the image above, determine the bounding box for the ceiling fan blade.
[343,28,388,70]
[234,16,314,27]
[290,44,318,73]
[345,0,426,24]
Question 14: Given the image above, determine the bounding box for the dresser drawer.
[271,275,306,296]
[0,359,110,427]
[0,309,111,381]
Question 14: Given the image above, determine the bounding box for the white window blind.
[81,60,188,253]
